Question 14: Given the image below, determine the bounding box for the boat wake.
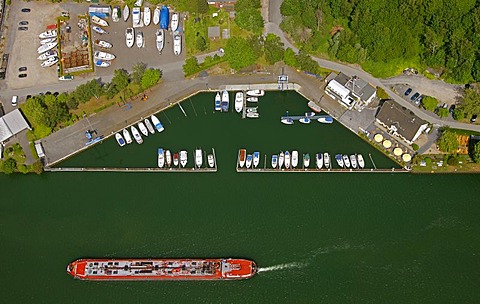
[257,262,308,273]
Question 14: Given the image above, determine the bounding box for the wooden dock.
[236,167,408,173]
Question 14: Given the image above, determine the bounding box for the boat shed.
[0,109,31,143]
[88,5,111,18]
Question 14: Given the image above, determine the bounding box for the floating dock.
[280,115,332,121]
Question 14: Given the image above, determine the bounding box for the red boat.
[67,258,256,281]
[238,149,246,167]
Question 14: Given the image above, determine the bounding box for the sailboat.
[281,118,294,125]
[91,16,109,27]
[317,116,334,124]
[92,26,108,35]
[299,117,311,124]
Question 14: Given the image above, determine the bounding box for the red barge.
[67,258,256,281]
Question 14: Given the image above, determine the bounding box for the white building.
[325,73,376,110]
[0,109,31,143]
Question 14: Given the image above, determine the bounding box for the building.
[207,0,237,9]
[0,109,31,143]
[207,26,220,39]
[325,72,376,110]
[376,100,428,145]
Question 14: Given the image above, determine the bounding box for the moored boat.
[323,153,330,169]
[94,51,115,61]
[136,31,144,48]
[246,90,264,97]
[173,153,179,167]
[281,118,294,125]
[305,112,316,117]
[92,26,108,35]
[214,92,221,111]
[123,128,133,144]
[284,151,291,169]
[173,35,182,56]
[126,28,134,48]
[235,92,243,113]
[157,148,165,168]
[151,115,164,132]
[180,150,187,167]
[91,15,109,27]
[246,112,259,118]
[207,154,214,168]
[291,150,299,168]
[335,154,344,168]
[253,151,260,168]
[115,133,126,147]
[303,153,310,168]
[350,154,357,169]
[299,117,311,124]
[246,107,258,113]
[221,90,229,112]
[171,13,179,31]
[271,154,278,169]
[357,154,365,168]
[246,97,258,102]
[238,149,246,167]
[317,116,334,124]
[195,148,203,168]
[39,30,57,39]
[131,125,143,144]
[41,57,58,67]
[316,153,323,169]
[112,6,120,22]
[37,42,57,54]
[144,118,155,134]
[94,39,113,49]
[343,154,351,168]
[144,7,151,26]
[37,50,57,60]
[153,6,160,25]
[165,150,172,167]
[95,60,110,68]
[156,29,164,52]
[123,5,130,22]
[138,122,148,136]
[245,154,253,169]
[278,151,284,169]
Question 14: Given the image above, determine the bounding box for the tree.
[21,97,49,127]
[235,9,264,34]
[183,57,200,75]
[264,34,284,65]
[141,68,162,89]
[236,0,261,12]
[295,50,319,73]
[283,48,297,67]
[46,101,70,128]
[247,35,264,57]
[458,87,480,119]
[112,69,130,91]
[1,158,16,174]
[224,37,256,70]
[32,159,43,174]
[421,96,438,112]
[131,63,147,84]
[437,129,458,153]
[437,107,449,118]
[195,35,207,52]
[473,142,480,163]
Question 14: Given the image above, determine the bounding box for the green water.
[1,92,479,303]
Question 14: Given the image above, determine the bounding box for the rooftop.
[376,100,427,141]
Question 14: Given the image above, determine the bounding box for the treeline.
[281,0,480,83]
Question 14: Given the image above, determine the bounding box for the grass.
[362,57,423,79]
[412,154,480,173]
[449,128,480,137]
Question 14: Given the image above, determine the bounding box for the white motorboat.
[37,42,57,54]
[132,7,141,25]
[131,125,143,144]
[207,154,214,168]
[39,30,56,39]
[238,149,246,167]
[271,154,278,169]
[173,35,182,56]
[144,118,155,134]
[299,117,311,124]
[221,90,229,112]
[246,154,253,169]
[292,150,299,168]
[92,26,108,35]
[125,28,134,48]
[165,150,172,167]
[278,152,284,169]
[134,0,143,6]
[281,118,294,125]
[284,151,291,169]
[37,50,57,60]
[316,153,323,169]
[246,107,258,113]
[246,97,258,102]
[317,116,334,124]
[40,57,58,67]
[94,39,113,49]
[246,90,264,97]
[136,31,144,48]
[112,6,120,22]
[214,92,221,111]
[303,153,310,168]
[357,154,365,168]
[40,37,56,44]
[246,112,259,118]
[180,150,188,167]
[343,154,350,168]
[156,29,164,52]
[335,154,344,168]
[95,60,110,67]
[115,133,126,147]
[123,128,133,144]
[123,5,130,22]
[138,121,148,136]
[153,6,160,25]
[150,115,164,132]
[94,51,115,61]
[173,153,179,167]
[253,151,260,168]
[91,15,109,27]
[143,7,151,26]
[305,112,316,117]
[195,148,203,168]
[323,153,330,169]
[350,154,358,169]
[171,13,179,31]
[157,148,165,168]
[235,92,243,113]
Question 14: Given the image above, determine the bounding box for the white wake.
[257,262,308,273]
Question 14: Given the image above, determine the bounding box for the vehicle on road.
[449,104,456,114]
[12,95,18,107]
[21,8,31,12]
[471,114,478,123]
[415,95,423,106]
[18,27,28,31]
[18,74,27,78]
[404,88,412,96]
[410,92,420,101]
[19,21,29,25]
[19,67,27,72]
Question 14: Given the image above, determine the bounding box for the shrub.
[412,143,419,151]
[447,155,459,166]
[376,87,389,99]
[424,157,432,165]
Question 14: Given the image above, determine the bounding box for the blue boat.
[253,151,260,168]
[221,90,229,112]
[160,6,169,29]
[214,92,221,111]
[150,115,164,133]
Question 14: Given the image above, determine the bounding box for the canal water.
[1,92,479,303]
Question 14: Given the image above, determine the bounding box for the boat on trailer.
[156,29,164,52]
[143,7,151,26]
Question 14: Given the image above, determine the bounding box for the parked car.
[472,114,478,123]
[411,92,420,101]
[415,95,423,106]
[19,66,27,72]
[404,88,412,96]
[18,74,27,78]
[21,8,31,12]
[449,104,456,114]
[11,96,18,107]
[18,27,28,31]
[19,21,28,25]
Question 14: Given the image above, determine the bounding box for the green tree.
[1,158,17,174]
[421,96,438,112]
[183,56,200,75]
[141,68,162,89]
[236,0,261,12]
[437,129,458,153]
[131,63,147,84]
[473,141,480,163]
[224,37,256,70]
[283,48,297,67]
[46,101,70,128]
[32,159,44,174]
[112,69,130,91]
[235,9,264,34]
[295,50,319,73]
[247,35,264,57]
[195,35,207,52]
[437,107,449,118]
[458,87,480,119]
[21,97,49,127]
[264,34,284,65]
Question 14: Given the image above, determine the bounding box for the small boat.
[112,6,120,22]
[214,92,221,111]
[165,150,172,167]
[94,51,115,61]
[150,115,164,132]
[284,151,291,169]
[246,154,253,169]
[95,60,110,68]
[271,154,278,169]
[299,117,311,124]
[246,97,258,102]
[291,150,298,168]
[123,5,130,22]
[138,122,148,136]
[156,29,164,52]
[305,112,316,117]
[37,42,57,54]
[246,107,258,113]
[123,128,133,144]
[40,37,56,44]
[195,148,203,168]
[303,153,310,168]
[253,151,260,168]
[153,6,160,25]
[235,92,243,113]
[144,118,155,134]
[350,154,357,169]
[278,152,284,169]
[136,31,144,48]
[157,148,165,168]
[125,28,134,48]
[207,154,214,168]
[115,133,126,147]
[134,0,143,6]
[221,90,229,112]
[143,7,151,26]
[92,26,108,35]
[173,35,182,56]
[39,30,56,39]
[335,154,344,168]
[323,153,330,169]
[132,7,141,25]
[308,100,322,112]
[281,118,294,125]
[343,154,351,168]
[357,154,365,168]
[316,153,323,169]
[246,90,265,97]
[180,150,188,167]
[238,149,246,167]
[131,125,143,144]
[94,39,113,49]
[91,16,109,27]
[41,57,58,67]
[246,112,259,118]
[317,116,334,124]
[173,153,179,167]
[171,13,179,31]
[160,5,170,29]
[37,50,57,60]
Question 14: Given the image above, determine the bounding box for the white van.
[11,95,18,107]
[34,142,45,158]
